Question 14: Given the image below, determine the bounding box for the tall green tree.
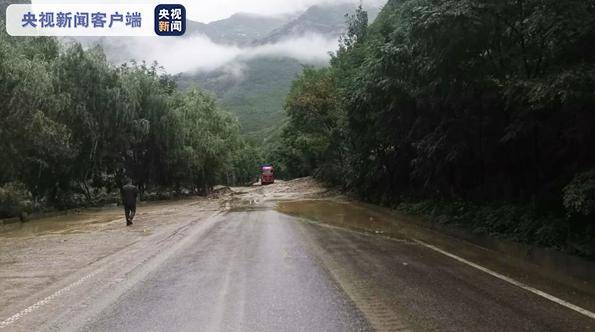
[274,0,595,226]
[1,29,252,214]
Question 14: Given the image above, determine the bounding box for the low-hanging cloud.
[245,34,338,64]
[109,33,338,74]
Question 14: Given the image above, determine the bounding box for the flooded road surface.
[0,198,219,319]
[279,199,595,313]
[277,199,420,239]
[1,180,594,331]
[0,210,122,238]
[79,211,374,332]
[58,207,593,331]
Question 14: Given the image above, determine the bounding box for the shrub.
[563,170,595,217]
[0,182,32,219]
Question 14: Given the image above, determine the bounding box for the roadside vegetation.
[270,0,595,257]
[0,28,260,219]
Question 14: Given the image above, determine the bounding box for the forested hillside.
[273,1,595,256]
[186,13,291,46]
[178,57,304,141]
[0,28,259,218]
[180,3,380,143]
[253,4,379,45]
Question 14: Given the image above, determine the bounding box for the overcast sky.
[32,0,384,22]
[182,0,381,23]
[29,0,385,73]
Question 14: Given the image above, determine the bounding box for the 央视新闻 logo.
[154,4,185,36]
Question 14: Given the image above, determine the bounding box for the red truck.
[260,165,275,185]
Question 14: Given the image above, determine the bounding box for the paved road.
[83,210,372,332]
[3,207,594,331]
[82,209,593,331]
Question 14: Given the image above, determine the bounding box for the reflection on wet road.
[1,192,594,331]
[82,205,593,331]
[84,210,373,332]
[278,199,418,239]
[279,199,595,315]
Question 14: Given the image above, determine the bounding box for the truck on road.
[260,165,275,185]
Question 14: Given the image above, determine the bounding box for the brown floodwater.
[0,210,122,238]
[0,198,210,239]
[276,199,424,241]
[276,199,595,305]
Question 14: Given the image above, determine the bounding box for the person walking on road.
[121,180,139,226]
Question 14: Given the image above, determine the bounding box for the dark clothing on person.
[122,184,139,206]
[124,203,136,225]
[121,184,138,226]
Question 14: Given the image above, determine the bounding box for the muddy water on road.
[277,199,424,241]
[0,210,123,238]
[276,199,595,312]
[0,198,214,239]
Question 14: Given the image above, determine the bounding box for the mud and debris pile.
[263,177,335,199]
[209,186,233,199]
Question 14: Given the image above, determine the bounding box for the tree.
[275,67,344,182]
[0,30,252,214]
[272,0,595,247]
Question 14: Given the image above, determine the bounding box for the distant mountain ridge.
[186,3,380,46]
[186,13,293,46]
[180,2,382,143]
[254,4,379,45]
[3,0,383,143]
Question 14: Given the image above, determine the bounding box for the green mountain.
[178,57,305,142]
[180,3,381,143]
[186,13,292,46]
[62,2,381,144]
[254,4,379,45]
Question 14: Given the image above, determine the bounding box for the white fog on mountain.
[70,1,381,75]
[114,33,338,74]
[65,1,381,141]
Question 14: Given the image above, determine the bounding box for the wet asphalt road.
[79,209,594,332]
[83,210,372,332]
